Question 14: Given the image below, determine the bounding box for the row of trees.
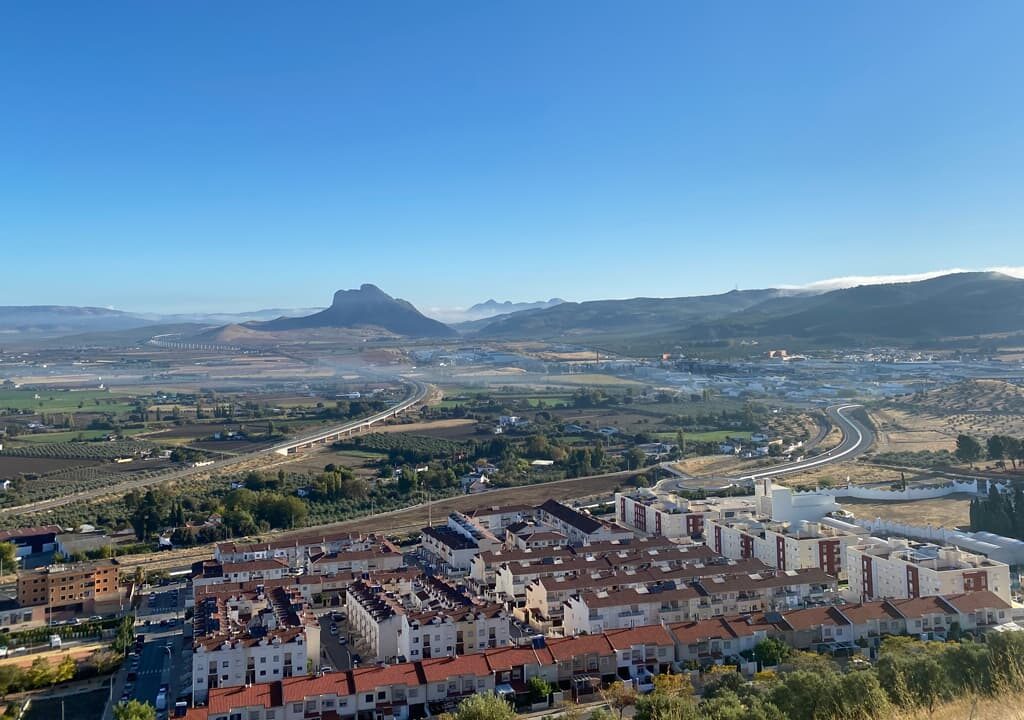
[955,433,1024,468]
[442,631,1024,720]
[970,483,1024,539]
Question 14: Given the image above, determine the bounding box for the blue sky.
[1,2,1022,314]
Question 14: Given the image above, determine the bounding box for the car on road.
[351,654,361,665]
[338,637,348,646]
[329,626,338,635]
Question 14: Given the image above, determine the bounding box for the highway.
[656,404,874,493]
[5,378,431,517]
[737,403,874,481]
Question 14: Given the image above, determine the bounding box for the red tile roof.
[419,654,492,682]
[546,633,615,661]
[604,625,675,648]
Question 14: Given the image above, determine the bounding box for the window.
[260,656,267,664]
[292,703,302,713]
[377,691,386,700]
[365,695,373,703]
[222,661,230,668]
[305,701,316,712]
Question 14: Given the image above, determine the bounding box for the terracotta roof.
[944,590,1012,612]
[546,633,615,661]
[207,681,275,713]
[886,595,957,619]
[781,606,850,631]
[670,617,743,645]
[604,624,675,648]
[221,558,289,574]
[419,654,491,682]
[837,601,904,624]
[350,662,424,692]
[484,646,550,671]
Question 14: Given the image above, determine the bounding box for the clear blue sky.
[2,2,1022,313]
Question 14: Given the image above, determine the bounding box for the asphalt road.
[656,403,875,493]
[736,403,875,481]
[318,611,353,672]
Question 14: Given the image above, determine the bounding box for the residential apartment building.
[536,499,634,545]
[421,512,503,572]
[192,583,321,703]
[562,585,701,635]
[215,531,386,568]
[846,538,1013,603]
[16,559,121,617]
[183,592,1011,720]
[615,491,756,538]
[706,517,865,579]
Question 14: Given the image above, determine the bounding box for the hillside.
[474,288,785,339]
[251,284,456,338]
[471,272,1024,346]
[686,272,1024,342]
[0,305,154,337]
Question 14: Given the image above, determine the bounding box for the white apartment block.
[192,585,320,703]
[421,512,503,571]
[536,499,634,545]
[615,491,757,538]
[562,586,701,635]
[215,531,387,568]
[706,517,864,579]
[846,538,1013,604]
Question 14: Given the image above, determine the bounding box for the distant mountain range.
[0,305,320,338]
[471,272,1024,345]
[4,272,1024,347]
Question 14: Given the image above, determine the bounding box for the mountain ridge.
[249,284,456,338]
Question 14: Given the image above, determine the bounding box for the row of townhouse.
[468,535,686,594]
[706,516,866,579]
[215,531,389,568]
[306,539,404,576]
[615,491,758,538]
[669,590,1014,664]
[494,544,728,604]
[185,590,1013,720]
[561,567,838,635]
[191,584,321,703]
[183,625,678,720]
[519,558,776,631]
[345,577,511,662]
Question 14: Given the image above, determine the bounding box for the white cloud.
[787,267,1024,293]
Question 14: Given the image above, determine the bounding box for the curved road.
[657,404,874,491]
[5,379,431,517]
[738,403,875,481]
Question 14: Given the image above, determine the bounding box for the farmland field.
[654,430,751,442]
[0,388,135,413]
[0,455,101,478]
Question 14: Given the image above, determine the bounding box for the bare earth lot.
[838,494,972,529]
[372,418,480,440]
[0,456,101,478]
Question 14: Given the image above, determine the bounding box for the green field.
[12,427,150,443]
[654,430,752,442]
[0,388,135,413]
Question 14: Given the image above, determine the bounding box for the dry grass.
[779,461,926,489]
[370,419,478,436]
[875,379,1024,454]
[839,494,972,528]
[894,693,1024,720]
